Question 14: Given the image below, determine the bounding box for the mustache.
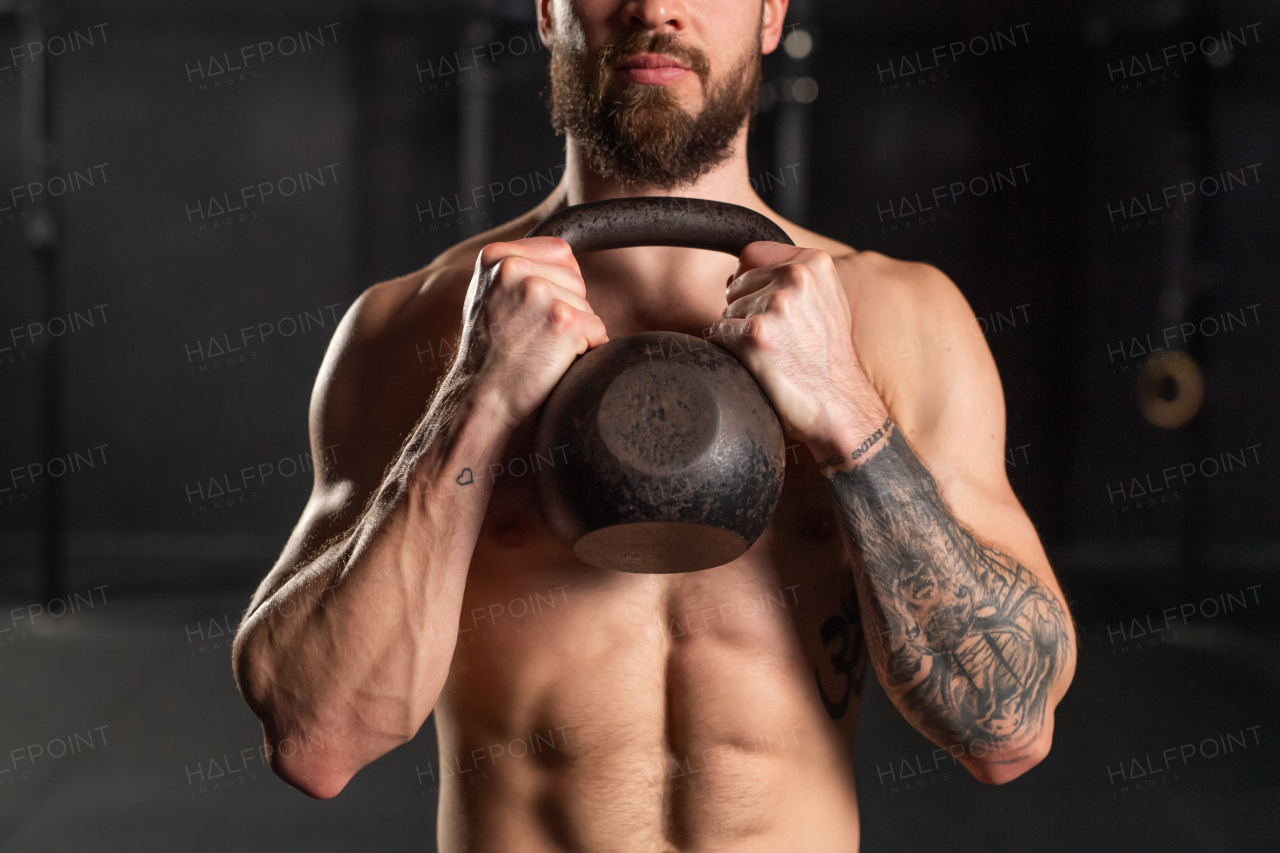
[595,32,712,86]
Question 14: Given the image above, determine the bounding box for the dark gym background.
[1,0,1276,850]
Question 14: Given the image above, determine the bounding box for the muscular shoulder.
[782,223,969,347]
[336,225,506,351]
[831,249,1005,458]
[761,216,995,450]
[835,249,974,348]
[334,206,556,350]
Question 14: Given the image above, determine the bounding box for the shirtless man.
[231,0,1078,850]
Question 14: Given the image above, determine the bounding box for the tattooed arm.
[819,416,1074,782]
[713,245,1076,784]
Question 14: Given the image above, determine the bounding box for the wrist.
[464,377,523,443]
[405,375,515,493]
[804,398,893,475]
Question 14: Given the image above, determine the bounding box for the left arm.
[814,415,1073,783]
[712,244,1077,784]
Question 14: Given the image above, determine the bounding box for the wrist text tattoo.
[824,429,1072,752]
[818,416,894,471]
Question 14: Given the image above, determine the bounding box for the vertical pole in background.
[774,0,814,226]
[458,19,493,239]
[1178,0,1222,602]
[1158,146,1200,600]
[351,6,376,298]
[16,0,65,601]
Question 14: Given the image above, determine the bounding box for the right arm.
[231,237,607,798]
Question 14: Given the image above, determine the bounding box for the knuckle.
[816,255,838,280]
[497,255,532,283]
[479,242,512,268]
[746,316,771,344]
[768,289,795,314]
[800,247,833,267]
[532,236,577,270]
[781,263,813,289]
[546,300,574,328]
[517,276,549,305]
[509,279,550,312]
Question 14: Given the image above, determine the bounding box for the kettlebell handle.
[525,197,794,256]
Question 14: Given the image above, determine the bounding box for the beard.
[549,30,763,191]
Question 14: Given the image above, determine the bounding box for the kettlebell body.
[534,331,785,574]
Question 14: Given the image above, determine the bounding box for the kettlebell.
[525,197,791,574]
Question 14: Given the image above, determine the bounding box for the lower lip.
[618,66,690,85]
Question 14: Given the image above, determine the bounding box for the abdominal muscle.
[430,431,865,853]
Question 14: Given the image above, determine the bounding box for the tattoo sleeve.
[824,420,1072,754]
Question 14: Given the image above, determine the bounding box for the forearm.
[813,418,1074,764]
[234,372,511,782]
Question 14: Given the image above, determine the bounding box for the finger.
[479,238,585,288]
[483,234,586,270]
[729,250,834,304]
[556,302,610,353]
[720,288,772,321]
[578,309,611,351]
[518,236,583,277]
[706,317,758,363]
[729,241,805,287]
[493,258,592,310]
[725,264,783,303]
[522,276,594,316]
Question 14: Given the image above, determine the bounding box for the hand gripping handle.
[525,196,794,256]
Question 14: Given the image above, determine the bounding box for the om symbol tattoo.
[814,591,868,720]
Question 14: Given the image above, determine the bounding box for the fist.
[710,243,885,443]
[457,237,609,431]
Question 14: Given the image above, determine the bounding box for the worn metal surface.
[534,331,786,574]
[525,196,795,254]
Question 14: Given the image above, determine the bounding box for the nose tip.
[624,1,684,32]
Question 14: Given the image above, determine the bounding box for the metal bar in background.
[1179,0,1221,601]
[458,19,495,239]
[774,0,813,226]
[1056,11,1091,555]
[351,6,377,298]
[16,0,65,601]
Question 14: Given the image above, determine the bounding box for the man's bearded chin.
[549,32,762,191]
